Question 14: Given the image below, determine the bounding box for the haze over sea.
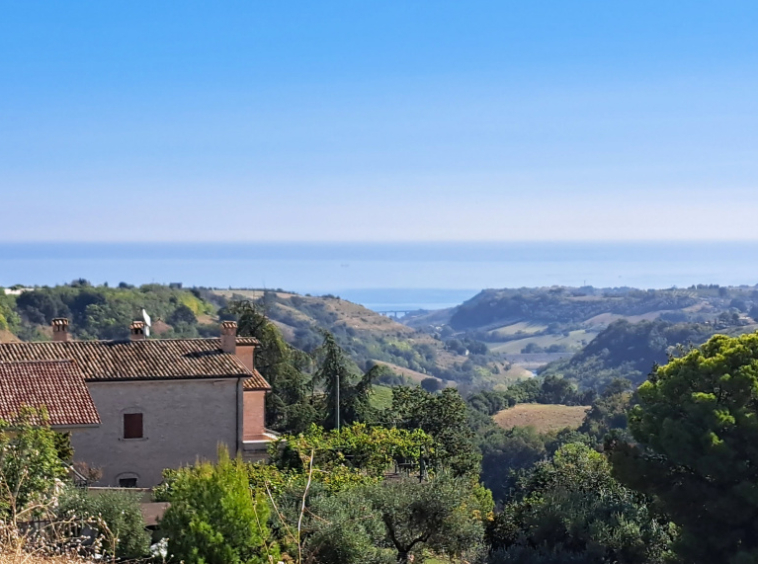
[3,242,758,312]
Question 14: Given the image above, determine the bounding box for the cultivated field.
[493,403,590,433]
[488,321,547,339]
[487,329,597,355]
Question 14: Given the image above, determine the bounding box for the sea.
[3,241,758,312]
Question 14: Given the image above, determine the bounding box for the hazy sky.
[3,1,758,242]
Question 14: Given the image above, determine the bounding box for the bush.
[160,448,277,564]
[0,407,66,522]
[420,377,443,393]
[56,486,150,560]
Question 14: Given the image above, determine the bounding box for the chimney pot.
[52,318,70,342]
[220,321,237,354]
[130,321,146,341]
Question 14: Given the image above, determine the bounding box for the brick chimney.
[220,321,237,354]
[130,321,146,341]
[52,318,69,342]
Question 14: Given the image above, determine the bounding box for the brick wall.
[71,378,239,487]
[243,390,266,439]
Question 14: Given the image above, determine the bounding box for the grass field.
[488,329,597,355]
[493,403,590,433]
[370,385,394,410]
[488,321,547,339]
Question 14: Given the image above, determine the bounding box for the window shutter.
[123,413,143,439]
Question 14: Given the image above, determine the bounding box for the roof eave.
[84,373,252,383]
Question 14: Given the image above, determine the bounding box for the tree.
[302,489,394,564]
[578,382,633,446]
[610,332,758,564]
[314,330,356,430]
[365,475,488,563]
[271,423,434,482]
[420,377,443,393]
[229,300,316,432]
[391,386,481,476]
[313,330,377,429]
[15,289,69,325]
[479,426,548,502]
[168,303,198,326]
[160,448,277,564]
[489,443,674,564]
[0,407,66,523]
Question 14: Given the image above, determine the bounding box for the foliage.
[468,376,591,422]
[253,291,494,384]
[286,474,489,564]
[0,407,66,521]
[56,486,150,559]
[390,387,481,477]
[364,475,488,563]
[479,426,548,502]
[542,319,714,390]
[11,282,214,340]
[160,448,278,564]
[420,377,443,393]
[449,287,699,330]
[610,332,758,564]
[578,380,634,446]
[272,423,434,486]
[229,300,316,432]
[489,443,675,564]
[313,330,374,429]
[53,432,74,462]
[0,292,20,332]
[299,487,395,564]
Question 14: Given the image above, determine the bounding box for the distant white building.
[3,288,31,296]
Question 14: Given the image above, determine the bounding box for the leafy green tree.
[489,443,674,564]
[0,407,66,522]
[301,488,395,564]
[0,292,20,332]
[168,303,198,326]
[391,386,481,476]
[57,486,150,559]
[479,426,548,502]
[365,475,488,563]
[81,300,133,340]
[314,330,358,429]
[272,423,435,483]
[15,289,69,325]
[312,330,379,429]
[420,377,443,393]
[610,332,758,564]
[160,448,277,564]
[578,381,633,446]
[538,374,594,405]
[229,300,316,432]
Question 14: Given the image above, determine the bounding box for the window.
[123,413,143,439]
[119,477,138,488]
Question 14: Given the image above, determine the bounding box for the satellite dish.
[142,309,151,338]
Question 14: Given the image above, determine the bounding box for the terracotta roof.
[243,369,270,390]
[0,339,268,388]
[0,360,100,427]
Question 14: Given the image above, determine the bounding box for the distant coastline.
[2,241,758,311]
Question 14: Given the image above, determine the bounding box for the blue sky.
[2,1,758,242]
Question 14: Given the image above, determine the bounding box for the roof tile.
[0,360,100,427]
[0,338,269,389]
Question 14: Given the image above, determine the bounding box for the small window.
[123,413,143,439]
[119,477,138,488]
